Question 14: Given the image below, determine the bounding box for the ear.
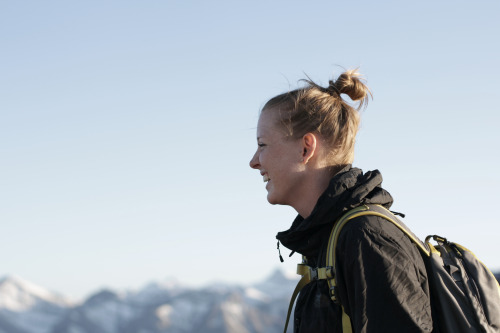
[301,133,317,164]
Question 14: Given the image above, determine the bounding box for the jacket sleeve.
[335,215,433,333]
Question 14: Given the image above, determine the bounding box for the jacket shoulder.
[336,213,423,261]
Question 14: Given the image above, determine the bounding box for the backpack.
[284,204,500,333]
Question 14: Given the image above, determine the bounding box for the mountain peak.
[265,268,297,283]
[250,268,298,300]
[0,275,71,311]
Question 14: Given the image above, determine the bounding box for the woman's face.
[249,110,305,206]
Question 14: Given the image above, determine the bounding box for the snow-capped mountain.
[0,270,298,333]
[0,275,72,333]
[3,271,500,333]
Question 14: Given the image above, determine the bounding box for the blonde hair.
[262,69,371,167]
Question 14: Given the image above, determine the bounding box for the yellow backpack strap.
[325,206,370,332]
[342,305,353,333]
[283,266,311,333]
[326,205,370,302]
[283,261,331,332]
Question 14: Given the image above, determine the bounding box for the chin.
[266,193,286,206]
[267,197,278,205]
[266,193,277,205]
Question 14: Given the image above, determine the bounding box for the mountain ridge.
[3,270,497,333]
[0,269,298,333]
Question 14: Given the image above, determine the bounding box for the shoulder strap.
[325,204,430,332]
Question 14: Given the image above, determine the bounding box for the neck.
[292,167,333,218]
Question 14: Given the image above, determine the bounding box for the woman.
[249,70,433,332]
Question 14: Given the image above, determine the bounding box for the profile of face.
[249,110,306,206]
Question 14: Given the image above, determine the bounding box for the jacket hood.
[276,167,393,258]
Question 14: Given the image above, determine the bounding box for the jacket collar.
[276,167,393,258]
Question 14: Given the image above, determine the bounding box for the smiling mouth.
[263,174,270,182]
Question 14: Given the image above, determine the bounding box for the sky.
[1,0,499,300]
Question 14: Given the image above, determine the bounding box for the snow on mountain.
[126,277,185,306]
[0,275,70,311]
[51,289,139,333]
[0,276,72,333]
[0,270,298,333]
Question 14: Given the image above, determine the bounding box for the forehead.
[257,110,285,139]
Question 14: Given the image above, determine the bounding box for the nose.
[249,150,260,169]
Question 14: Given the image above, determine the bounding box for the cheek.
[261,149,277,166]
[271,158,302,184]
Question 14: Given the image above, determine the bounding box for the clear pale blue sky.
[1,1,499,300]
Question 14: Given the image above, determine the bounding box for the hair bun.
[333,69,372,109]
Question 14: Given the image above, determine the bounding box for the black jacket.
[276,167,433,333]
